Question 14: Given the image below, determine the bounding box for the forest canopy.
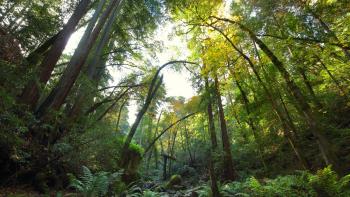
[0,0,350,196]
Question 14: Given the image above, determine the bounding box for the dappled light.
[1,0,350,196]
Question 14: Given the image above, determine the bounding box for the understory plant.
[221,166,350,197]
[68,166,123,197]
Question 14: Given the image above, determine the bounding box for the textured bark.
[69,0,119,118]
[208,149,221,197]
[24,32,60,67]
[214,75,236,181]
[19,0,91,109]
[68,0,109,117]
[205,78,218,149]
[35,0,120,118]
[205,78,221,197]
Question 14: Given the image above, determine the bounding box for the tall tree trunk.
[120,76,163,168]
[208,149,220,197]
[19,0,91,109]
[35,0,121,118]
[183,124,194,164]
[214,75,236,181]
[120,61,194,165]
[168,126,178,175]
[211,16,339,171]
[205,78,218,149]
[146,117,154,174]
[240,23,340,172]
[115,100,127,132]
[298,68,323,109]
[205,78,221,196]
[211,23,309,169]
[234,79,268,170]
[153,112,163,169]
[69,0,120,118]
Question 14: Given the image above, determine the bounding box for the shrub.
[221,166,350,197]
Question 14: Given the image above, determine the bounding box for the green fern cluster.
[221,166,350,197]
[68,166,123,197]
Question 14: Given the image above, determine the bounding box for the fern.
[69,166,122,197]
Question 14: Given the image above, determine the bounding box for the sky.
[63,0,234,124]
[64,21,196,124]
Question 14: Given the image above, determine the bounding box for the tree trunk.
[35,0,120,118]
[205,78,221,196]
[234,79,268,170]
[316,56,347,97]
[115,100,127,132]
[241,24,341,172]
[19,0,91,109]
[120,76,163,168]
[69,0,119,118]
[214,75,236,181]
[211,16,338,170]
[298,68,323,109]
[212,23,309,169]
[208,149,220,197]
[205,78,218,149]
[183,124,194,164]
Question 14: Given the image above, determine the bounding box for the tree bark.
[210,16,340,172]
[214,75,236,181]
[35,0,120,118]
[298,67,323,109]
[205,78,218,149]
[241,23,340,172]
[205,78,221,196]
[19,0,91,109]
[212,25,310,170]
[69,0,119,118]
[115,100,127,132]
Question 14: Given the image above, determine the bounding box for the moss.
[165,175,182,189]
[129,142,144,155]
[120,144,143,183]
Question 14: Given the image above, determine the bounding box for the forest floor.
[0,187,77,197]
[0,179,204,196]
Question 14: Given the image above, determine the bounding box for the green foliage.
[129,141,145,155]
[165,174,182,189]
[69,166,123,197]
[195,185,212,197]
[142,190,161,197]
[221,167,350,197]
[309,166,350,197]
